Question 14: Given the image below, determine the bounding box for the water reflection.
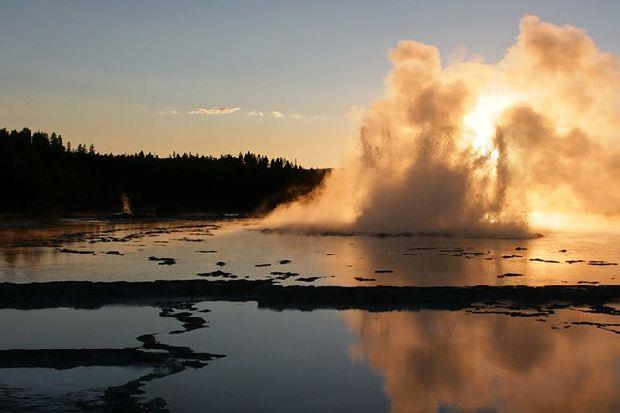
[344,309,620,413]
[0,300,617,412]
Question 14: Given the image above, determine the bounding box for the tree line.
[0,128,327,214]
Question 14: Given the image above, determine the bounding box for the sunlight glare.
[463,93,517,153]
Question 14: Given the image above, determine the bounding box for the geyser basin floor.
[1,217,620,286]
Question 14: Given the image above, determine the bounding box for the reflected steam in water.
[344,309,620,413]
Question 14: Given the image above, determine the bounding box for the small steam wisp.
[120,193,133,215]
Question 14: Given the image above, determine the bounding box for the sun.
[463,92,518,154]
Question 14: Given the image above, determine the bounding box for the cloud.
[189,107,241,115]
[346,105,366,123]
[157,109,178,115]
[247,110,323,119]
[248,110,285,118]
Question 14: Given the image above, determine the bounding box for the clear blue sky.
[1,0,619,166]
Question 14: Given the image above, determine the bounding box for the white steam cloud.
[265,16,620,237]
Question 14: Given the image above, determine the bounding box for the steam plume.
[120,193,132,215]
[265,16,620,237]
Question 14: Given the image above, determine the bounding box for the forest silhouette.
[0,128,326,214]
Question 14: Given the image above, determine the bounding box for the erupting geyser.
[265,16,620,237]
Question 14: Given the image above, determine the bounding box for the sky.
[2,0,620,167]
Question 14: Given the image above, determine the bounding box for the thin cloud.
[247,110,284,118]
[189,107,241,115]
[157,109,178,115]
[270,111,284,118]
[246,110,324,119]
[346,105,366,123]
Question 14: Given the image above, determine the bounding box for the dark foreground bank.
[2,280,619,312]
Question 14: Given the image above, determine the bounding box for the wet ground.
[0,217,619,412]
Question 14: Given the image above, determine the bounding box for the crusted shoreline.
[0,299,223,412]
[2,280,619,311]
